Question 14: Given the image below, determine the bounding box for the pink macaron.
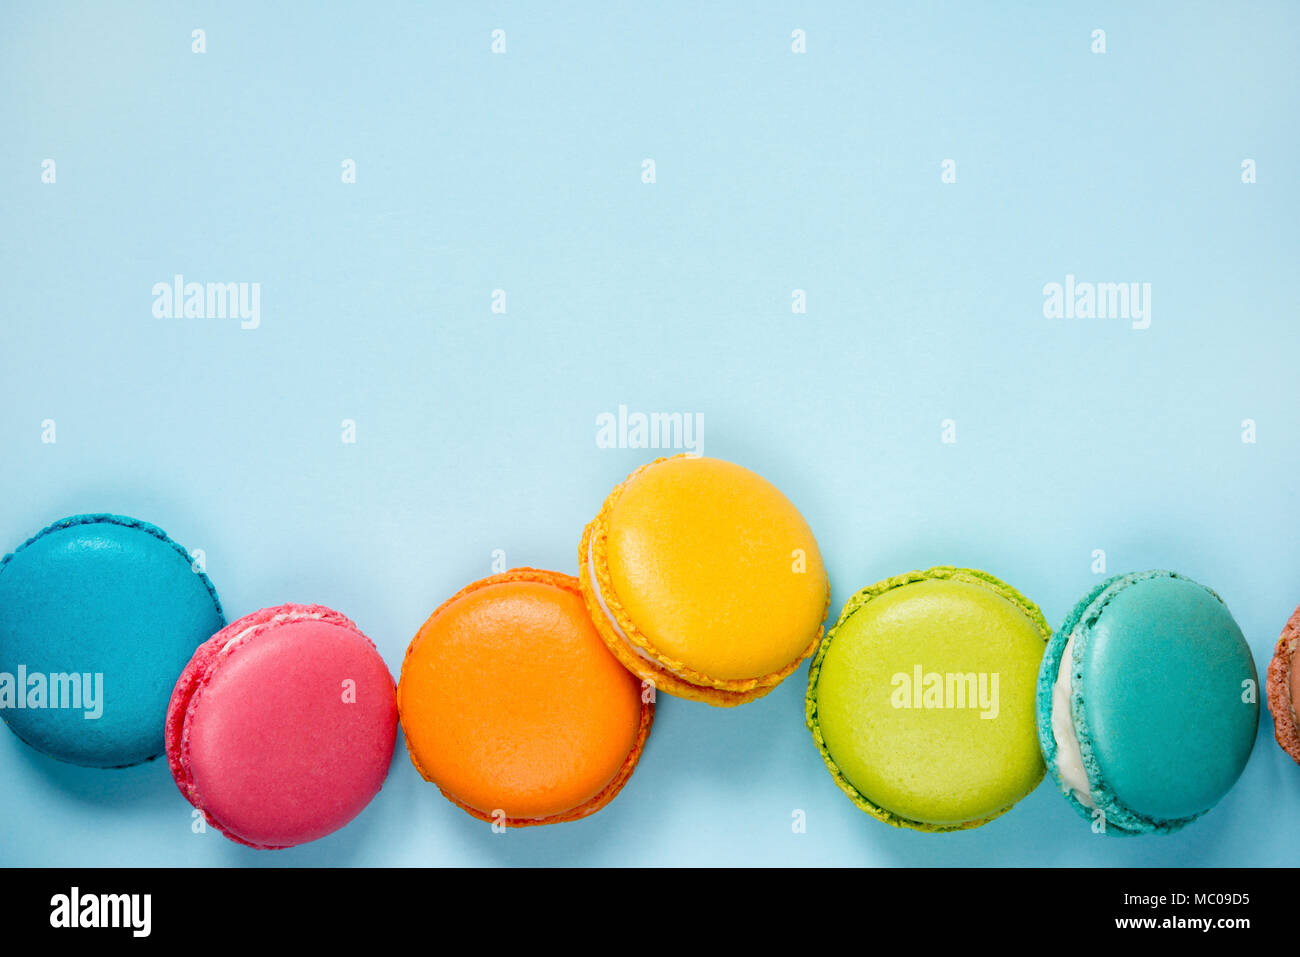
[165,604,398,849]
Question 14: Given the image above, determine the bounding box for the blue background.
[2,1,1297,866]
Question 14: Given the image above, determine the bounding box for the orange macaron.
[397,568,653,826]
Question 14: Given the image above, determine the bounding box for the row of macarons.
[0,455,1293,846]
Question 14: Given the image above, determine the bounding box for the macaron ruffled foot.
[1265,600,1300,765]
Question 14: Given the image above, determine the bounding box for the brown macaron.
[1265,601,1300,764]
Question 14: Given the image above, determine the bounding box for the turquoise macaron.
[0,515,225,767]
[1036,570,1258,836]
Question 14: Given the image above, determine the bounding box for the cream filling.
[219,609,326,655]
[586,536,688,679]
[1050,634,1095,808]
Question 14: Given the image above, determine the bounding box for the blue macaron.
[1036,570,1258,836]
[0,515,225,768]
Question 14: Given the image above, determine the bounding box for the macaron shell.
[807,568,1049,831]
[1265,601,1300,765]
[582,456,829,704]
[167,605,397,849]
[580,521,768,706]
[1068,572,1258,832]
[1034,576,1147,835]
[0,515,224,768]
[398,569,652,825]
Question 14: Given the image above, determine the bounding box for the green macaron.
[807,567,1050,831]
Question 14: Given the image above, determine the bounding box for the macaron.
[0,514,225,768]
[806,567,1049,831]
[579,455,829,706]
[398,568,653,826]
[166,604,397,849]
[1266,600,1300,765]
[1037,571,1259,836]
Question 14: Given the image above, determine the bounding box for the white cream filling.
[586,536,688,679]
[219,609,326,655]
[1049,634,1095,808]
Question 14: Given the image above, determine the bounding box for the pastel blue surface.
[0,516,225,768]
[1,2,1299,865]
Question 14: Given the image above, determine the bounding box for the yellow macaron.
[579,456,829,706]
